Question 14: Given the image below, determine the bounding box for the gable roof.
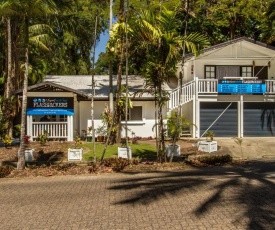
[16,81,90,98]
[45,75,156,99]
[185,37,275,60]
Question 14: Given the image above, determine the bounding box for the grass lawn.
[82,142,157,161]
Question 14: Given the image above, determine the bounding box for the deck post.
[238,95,244,138]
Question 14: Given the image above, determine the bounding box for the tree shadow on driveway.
[108,161,275,229]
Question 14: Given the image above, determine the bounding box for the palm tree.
[128,7,209,162]
[0,0,57,170]
[105,0,126,145]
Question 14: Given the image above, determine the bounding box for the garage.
[200,102,238,137]
[244,102,275,137]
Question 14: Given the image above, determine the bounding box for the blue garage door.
[200,102,238,137]
[244,102,275,137]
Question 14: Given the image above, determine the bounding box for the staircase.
[168,78,220,112]
[168,80,195,112]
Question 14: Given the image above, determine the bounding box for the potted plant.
[95,125,107,142]
[205,130,215,142]
[86,126,93,142]
[24,135,34,162]
[166,111,193,161]
[68,134,83,161]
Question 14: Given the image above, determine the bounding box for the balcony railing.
[168,78,275,111]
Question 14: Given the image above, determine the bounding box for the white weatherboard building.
[22,75,170,141]
[18,37,275,141]
[169,37,275,138]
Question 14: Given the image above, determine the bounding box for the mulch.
[0,139,202,178]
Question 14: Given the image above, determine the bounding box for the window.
[122,106,143,121]
[60,115,67,122]
[130,106,142,120]
[241,66,253,77]
[205,66,216,79]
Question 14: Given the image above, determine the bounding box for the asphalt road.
[0,161,275,230]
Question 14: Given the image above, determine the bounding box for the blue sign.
[218,80,266,95]
[27,97,74,115]
[27,108,74,115]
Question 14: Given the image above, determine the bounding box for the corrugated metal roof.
[44,75,173,99]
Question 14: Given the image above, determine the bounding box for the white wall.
[80,100,166,138]
[187,40,275,80]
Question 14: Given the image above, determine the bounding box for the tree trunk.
[5,17,11,99]
[17,17,29,171]
[109,0,114,113]
[157,82,166,162]
[91,15,97,162]
[110,0,124,144]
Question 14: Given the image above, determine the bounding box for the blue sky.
[95,31,109,62]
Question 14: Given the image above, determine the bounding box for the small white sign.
[118,147,132,159]
[68,148,83,161]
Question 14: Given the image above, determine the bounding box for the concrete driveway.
[0,162,275,230]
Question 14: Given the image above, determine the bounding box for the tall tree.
[45,0,109,75]
[106,0,126,144]
[128,7,209,161]
[180,0,273,44]
[0,0,57,170]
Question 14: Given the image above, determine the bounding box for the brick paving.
[0,164,275,230]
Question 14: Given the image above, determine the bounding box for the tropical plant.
[38,130,49,145]
[0,0,57,170]
[166,111,193,162]
[167,111,192,143]
[95,125,107,137]
[2,134,12,148]
[127,6,209,162]
[205,130,215,142]
[13,124,21,138]
[74,135,82,149]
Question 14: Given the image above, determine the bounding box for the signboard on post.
[218,79,266,95]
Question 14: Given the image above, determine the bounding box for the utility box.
[118,147,132,159]
[198,141,217,153]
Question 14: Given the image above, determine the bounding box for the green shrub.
[38,130,49,145]
[2,134,12,148]
[0,165,13,178]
